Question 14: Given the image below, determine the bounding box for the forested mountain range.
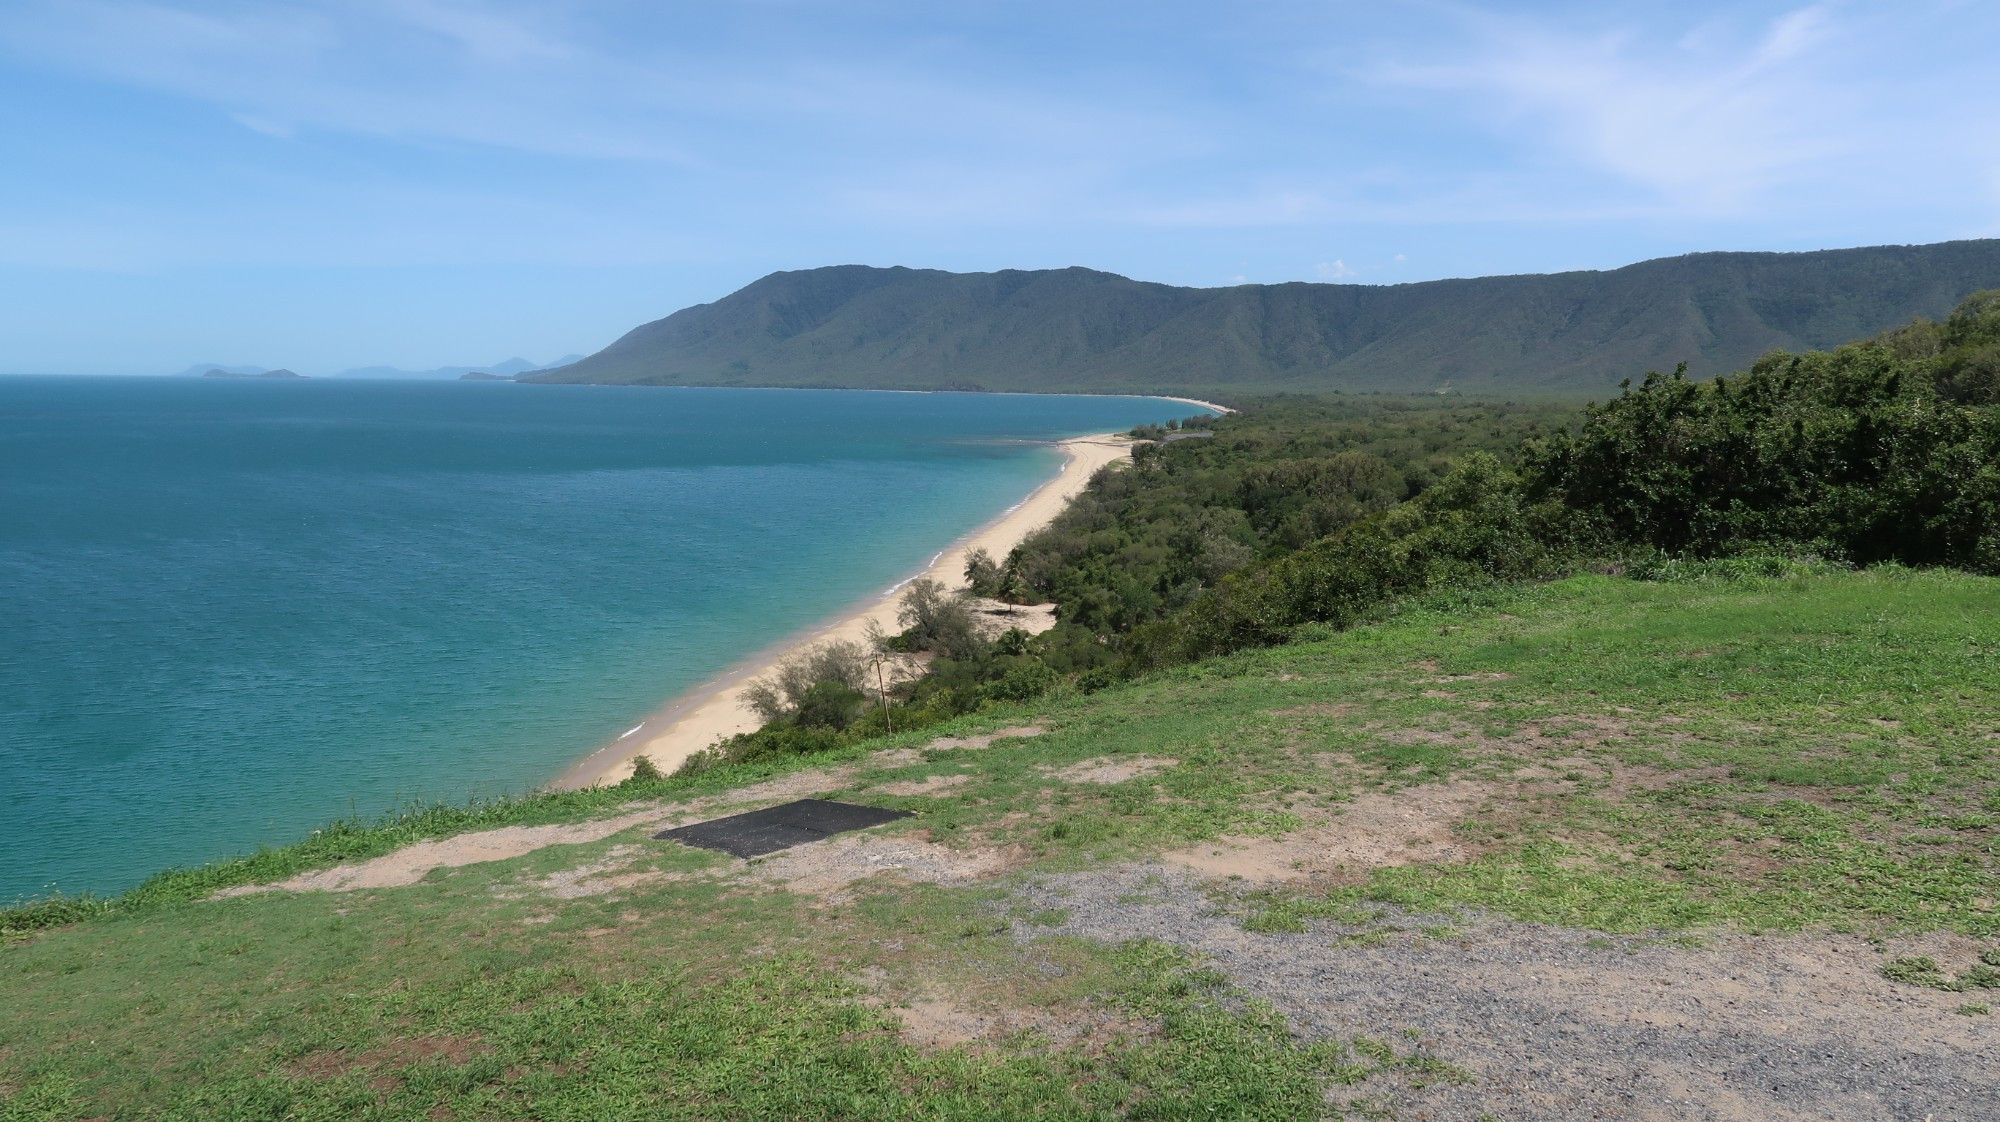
[524,240,2000,396]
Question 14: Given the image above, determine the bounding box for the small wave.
[620,724,645,739]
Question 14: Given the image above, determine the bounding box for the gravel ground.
[1008,863,1997,1122]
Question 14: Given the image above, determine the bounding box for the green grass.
[0,851,1400,1120]
[4,567,1997,1118]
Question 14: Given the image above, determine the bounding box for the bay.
[0,377,1184,900]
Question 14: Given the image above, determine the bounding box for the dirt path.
[1008,864,1996,1122]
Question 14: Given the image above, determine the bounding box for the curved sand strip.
[1153,395,1233,416]
[557,434,1137,788]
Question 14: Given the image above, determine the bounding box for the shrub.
[1523,294,2000,572]
[896,577,985,659]
[985,661,1058,701]
[741,640,871,723]
[1131,453,1591,667]
[963,547,1005,597]
[790,680,867,731]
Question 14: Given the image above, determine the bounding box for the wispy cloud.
[0,0,694,161]
[0,1,1992,276]
[1357,5,1869,215]
[229,113,295,140]
[381,0,576,65]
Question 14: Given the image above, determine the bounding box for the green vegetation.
[8,297,2000,1118]
[1014,397,1574,633]
[1526,289,2000,569]
[4,566,1995,1118]
[524,240,2000,395]
[1881,948,2000,991]
[692,293,2000,790]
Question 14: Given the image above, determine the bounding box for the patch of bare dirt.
[851,966,1151,1053]
[873,773,973,796]
[965,599,1059,637]
[1269,702,1354,718]
[1160,779,1494,882]
[505,845,707,900]
[1040,756,1177,784]
[871,727,1045,766]
[721,766,859,803]
[880,997,1142,1051]
[887,998,1007,1048]
[751,831,1024,902]
[216,767,862,899]
[291,1035,486,1085]
[923,725,1048,752]
[1371,714,1481,748]
[216,810,681,896]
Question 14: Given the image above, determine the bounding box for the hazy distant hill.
[202,367,304,379]
[170,356,588,380]
[333,355,586,380]
[524,240,2000,395]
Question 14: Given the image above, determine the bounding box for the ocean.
[0,377,1186,901]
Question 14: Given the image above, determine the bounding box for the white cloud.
[1,0,1991,277]
[0,0,696,162]
[1315,259,1357,279]
[230,113,294,139]
[380,0,576,65]
[1360,5,1866,215]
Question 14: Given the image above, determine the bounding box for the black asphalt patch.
[655,799,913,858]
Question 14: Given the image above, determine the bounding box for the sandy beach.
[555,432,1138,788]
[1155,395,1233,416]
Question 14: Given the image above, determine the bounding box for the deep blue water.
[0,378,1186,901]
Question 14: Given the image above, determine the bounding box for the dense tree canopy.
[690,293,2000,773]
[1525,291,2000,571]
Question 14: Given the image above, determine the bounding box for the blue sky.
[3,1,1996,375]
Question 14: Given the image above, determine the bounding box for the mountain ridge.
[525,240,2000,395]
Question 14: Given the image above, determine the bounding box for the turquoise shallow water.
[0,378,1185,901]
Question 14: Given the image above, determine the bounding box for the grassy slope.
[2,569,1996,1119]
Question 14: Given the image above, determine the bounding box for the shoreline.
[1152,395,1234,415]
[512,378,1236,417]
[552,432,1140,788]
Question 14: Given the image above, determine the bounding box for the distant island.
[172,356,585,381]
[333,356,583,381]
[522,239,2000,396]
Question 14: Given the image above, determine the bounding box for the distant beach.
[555,432,1137,787]
[1155,395,1233,416]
